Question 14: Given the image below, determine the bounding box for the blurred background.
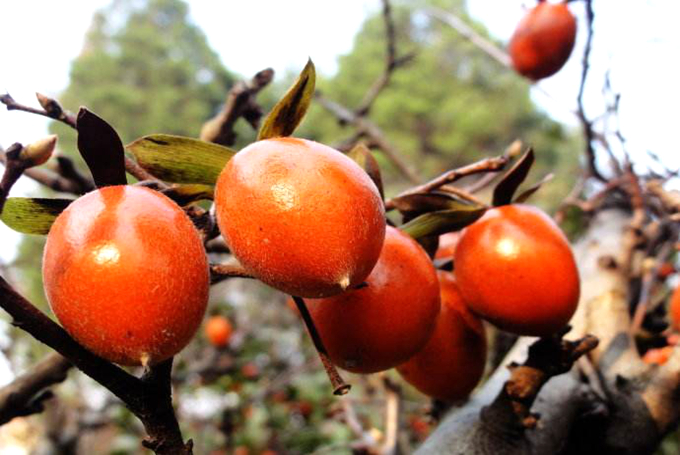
[0,0,678,453]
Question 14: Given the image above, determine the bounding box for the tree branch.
[0,353,72,425]
[200,68,275,146]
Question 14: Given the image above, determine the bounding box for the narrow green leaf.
[347,143,384,199]
[258,59,316,140]
[513,173,554,204]
[76,108,127,187]
[492,148,535,207]
[392,192,471,219]
[1,198,72,235]
[161,184,214,206]
[400,206,486,239]
[126,134,236,185]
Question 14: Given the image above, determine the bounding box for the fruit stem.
[292,296,351,395]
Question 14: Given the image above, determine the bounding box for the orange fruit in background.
[509,1,577,81]
[305,226,440,374]
[43,185,209,366]
[397,271,486,402]
[205,315,233,347]
[214,137,385,298]
[642,346,673,366]
[434,232,460,260]
[669,286,680,332]
[454,204,579,336]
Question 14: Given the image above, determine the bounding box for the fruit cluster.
[42,133,582,403]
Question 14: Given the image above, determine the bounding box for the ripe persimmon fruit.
[397,271,486,402]
[509,1,577,81]
[304,226,440,374]
[214,137,385,298]
[43,185,209,366]
[454,204,579,336]
[205,315,233,347]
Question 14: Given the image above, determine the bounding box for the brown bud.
[36,93,63,118]
[21,135,57,167]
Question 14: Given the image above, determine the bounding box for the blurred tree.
[302,0,580,204]
[50,0,235,153]
[15,0,236,309]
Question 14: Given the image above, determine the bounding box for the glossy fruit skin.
[205,315,233,347]
[397,271,486,401]
[305,226,440,374]
[434,232,461,260]
[509,2,576,81]
[214,137,385,298]
[43,185,209,366]
[454,204,579,336]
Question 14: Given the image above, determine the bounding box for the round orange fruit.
[509,1,577,81]
[43,185,209,366]
[305,226,440,373]
[454,204,579,336]
[397,271,486,402]
[214,137,385,298]
[205,315,233,347]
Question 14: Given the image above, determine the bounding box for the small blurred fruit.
[642,346,673,366]
[205,315,233,348]
[509,1,577,80]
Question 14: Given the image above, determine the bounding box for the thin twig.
[576,0,606,182]
[355,0,416,116]
[200,68,275,146]
[384,154,508,210]
[316,93,420,185]
[209,263,254,285]
[292,296,350,396]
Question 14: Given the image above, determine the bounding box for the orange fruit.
[214,137,385,298]
[509,1,577,81]
[642,346,673,366]
[669,286,680,332]
[305,226,440,373]
[434,232,460,260]
[43,185,209,365]
[397,271,486,402]
[454,204,579,336]
[205,315,233,347]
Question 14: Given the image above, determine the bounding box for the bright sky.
[0,0,679,279]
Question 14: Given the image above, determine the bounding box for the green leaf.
[161,184,214,206]
[258,59,316,140]
[1,198,72,235]
[492,147,534,207]
[126,134,236,185]
[347,143,384,199]
[400,205,486,239]
[391,192,470,219]
[76,108,127,187]
[514,173,554,204]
